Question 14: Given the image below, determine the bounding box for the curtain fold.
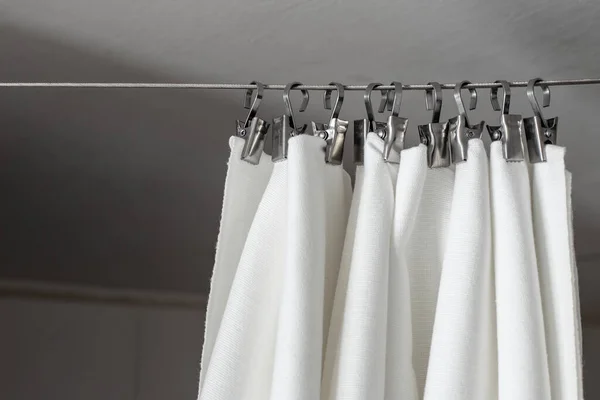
[531,145,583,399]
[424,139,497,399]
[490,141,551,399]
[403,148,454,395]
[199,137,273,388]
[199,135,350,400]
[321,134,399,399]
[199,133,583,400]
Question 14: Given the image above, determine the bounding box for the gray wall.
[0,298,204,400]
[1,298,599,399]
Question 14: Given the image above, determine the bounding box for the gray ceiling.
[1,0,599,319]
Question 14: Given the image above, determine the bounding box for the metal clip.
[486,80,524,161]
[448,80,485,164]
[311,82,348,164]
[353,83,387,164]
[271,82,309,162]
[523,78,558,163]
[373,82,408,164]
[417,82,450,168]
[235,81,270,164]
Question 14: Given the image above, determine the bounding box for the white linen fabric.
[199,134,582,400]
[424,139,497,400]
[199,137,273,388]
[531,145,583,400]
[198,135,350,400]
[490,141,551,400]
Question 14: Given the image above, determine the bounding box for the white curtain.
[198,133,583,400]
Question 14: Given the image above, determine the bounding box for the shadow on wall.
[0,23,241,293]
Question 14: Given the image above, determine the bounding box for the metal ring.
[323,82,344,120]
[490,80,511,114]
[242,81,264,127]
[385,81,403,117]
[454,80,477,125]
[283,82,310,132]
[364,82,385,123]
[425,82,443,123]
[526,77,551,127]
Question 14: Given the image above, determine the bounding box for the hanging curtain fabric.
[199,134,351,400]
[198,79,583,400]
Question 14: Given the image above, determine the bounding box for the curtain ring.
[242,81,264,129]
[283,82,310,133]
[490,80,511,115]
[526,77,551,128]
[425,82,443,123]
[323,82,345,120]
[454,80,477,126]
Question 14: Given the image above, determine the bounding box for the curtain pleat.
[321,134,398,399]
[199,137,273,388]
[424,139,497,399]
[531,145,584,399]
[403,150,454,395]
[270,135,350,400]
[199,135,350,400]
[321,165,364,398]
[200,134,582,400]
[490,141,551,400]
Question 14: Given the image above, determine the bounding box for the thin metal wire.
[0,78,599,90]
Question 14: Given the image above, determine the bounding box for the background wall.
[0,0,598,397]
[1,296,600,399]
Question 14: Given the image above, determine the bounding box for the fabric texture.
[199,137,273,388]
[199,135,350,400]
[199,135,583,400]
[490,141,551,400]
[531,145,583,399]
[424,139,497,399]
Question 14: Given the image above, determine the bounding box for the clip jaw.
[236,118,270,165]
[272,115,295,163]
[523,116,558,163]
[353,119,369,165]
[375,116,408,164]
[353,119,386,164]
[487,114,525,162]
[312,118,349,165]
[418,122,450,168]
[448,115,485,163]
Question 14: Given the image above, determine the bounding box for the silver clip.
[486,80,525,161]
[271,82,309,162]
[236,81,270,165]
[374,82,408,164]
[417,82,450,168]
[312,82,348,164]
[353,83,386,164]
[523,78,558,163]
[448,80,485,164]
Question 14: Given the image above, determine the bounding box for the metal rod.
[0,78,599,91]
